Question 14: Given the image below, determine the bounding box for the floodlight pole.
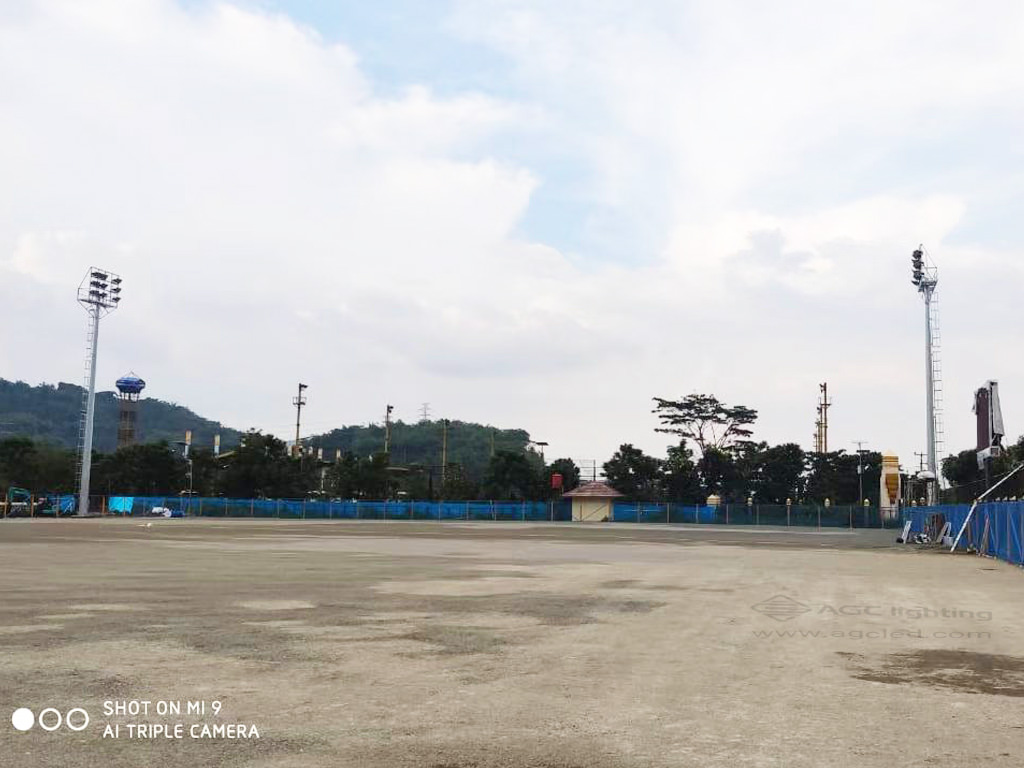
[923,284,936,500]
[75,267,122,516]
[78,304,101,516]
[911,246,940,506]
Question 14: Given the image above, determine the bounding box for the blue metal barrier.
[907,502,1024,566]
[49,495,895,531]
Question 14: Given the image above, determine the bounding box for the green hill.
[0,380,538,480]
[308,421,534,482]
[0,379,241,453]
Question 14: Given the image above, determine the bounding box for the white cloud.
[2,0,1023,473]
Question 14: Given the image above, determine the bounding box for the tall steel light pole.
[384,404,394,455]
[852,440,868,504]
[293,383,308,458]
[76,267,122,515]
[911,246,943,505]
[440,418,450,482]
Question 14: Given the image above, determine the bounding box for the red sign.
[551,473,563,489]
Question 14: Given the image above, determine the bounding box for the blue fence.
[0,493,77,517]
[92,496,896,529]
[106,496,573,522]
[906,501,1024,566]
[42,494,76,515]
[610,502,892,528]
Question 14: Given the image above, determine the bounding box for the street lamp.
[174,438,195,500]
[76,267,123,516]
[853,440,868,507]
[531,440,549,463]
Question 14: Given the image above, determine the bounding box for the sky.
[2,0,1023,471]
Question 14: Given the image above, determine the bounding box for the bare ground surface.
[0,519,1022,767]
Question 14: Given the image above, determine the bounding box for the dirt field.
[1,519,1022,767]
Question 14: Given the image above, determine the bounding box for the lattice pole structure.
[75,267,123,515]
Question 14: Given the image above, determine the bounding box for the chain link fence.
[611,502,892,528]
[907,501,1024,565]
[3,494,894,529]
[96,496,574,521]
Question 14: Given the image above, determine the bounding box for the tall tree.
[0,437,41,490]
[697,446,739,499]
[0,437,76,492]
[482,451,542,500]
[652,394,758,455]
[325,451,362,499]
[603,444,663,500]
[752,443,806,504]
[356,452,391,499]
[732,441,768,500]
[548,458,581,493]
[440,462,479,500]
[92,442,187,495]
[219,431,312,498]
[187,447,220,497]
[804,451,862,504]
[662,441,701,502]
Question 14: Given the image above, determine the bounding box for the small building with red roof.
[562,481,623,522]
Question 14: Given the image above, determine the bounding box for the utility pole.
[185,430,193,495]
[293,383,308,459]
[818,382,831,454]
[853,440,867,503]
[490,429,496,458]
[420,402,431,422]
[441,418,450,484]
[384,404,393,455]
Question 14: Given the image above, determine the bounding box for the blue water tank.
[115,373,146,395]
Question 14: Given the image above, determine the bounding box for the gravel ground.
[1,518,1021,767]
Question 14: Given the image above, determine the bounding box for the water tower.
[115,373,146,448]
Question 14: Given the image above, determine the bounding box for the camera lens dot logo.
[11,708,34,732]
[66,708,90,731]
[38,708,63,731]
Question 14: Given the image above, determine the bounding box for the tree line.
[603,394,884,504]
[2,391,1021,503]
[0,431,577,501]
